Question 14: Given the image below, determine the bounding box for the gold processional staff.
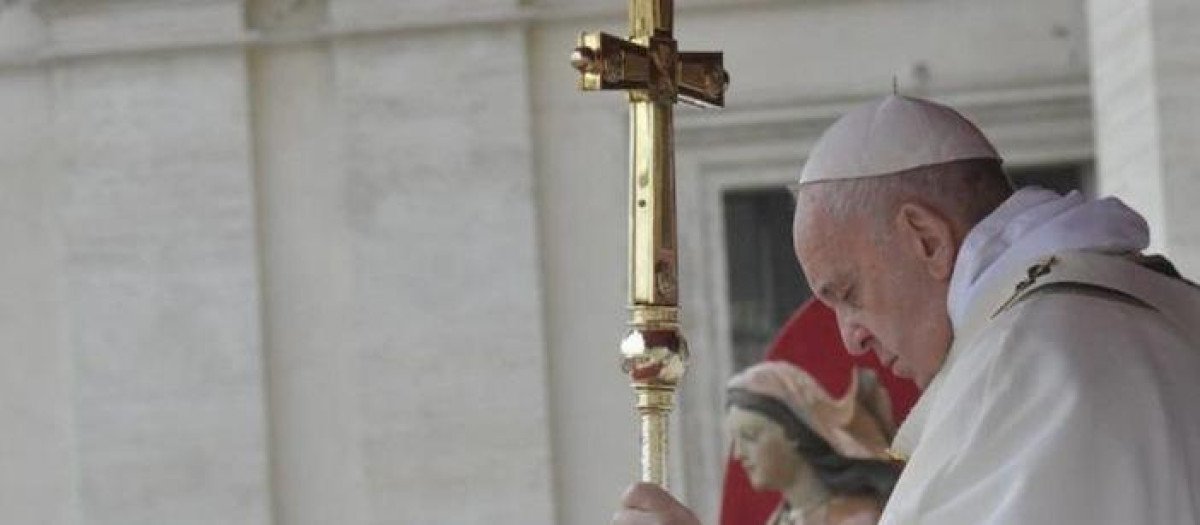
[569,0,729,487]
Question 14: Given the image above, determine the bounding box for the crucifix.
[570,0,729,487]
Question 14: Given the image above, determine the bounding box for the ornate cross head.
[570,0,729,108]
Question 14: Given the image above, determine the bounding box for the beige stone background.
[0,0,1195,524]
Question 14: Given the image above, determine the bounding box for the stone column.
[245,0,371,523]
[1088,0,1200,275]
[328,1,556,523]
[0,4,77,524]
[47,1,272,523]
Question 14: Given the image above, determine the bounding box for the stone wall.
[1088,0,1200,275]
[0,1,555,524]
[0,1,1194,524]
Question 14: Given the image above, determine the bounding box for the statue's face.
[726,406,802,491]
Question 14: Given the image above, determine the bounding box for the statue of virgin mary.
[726,362,901,525]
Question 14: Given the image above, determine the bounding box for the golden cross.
[570,0,729,487]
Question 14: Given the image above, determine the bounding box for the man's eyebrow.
[815,271,853,302]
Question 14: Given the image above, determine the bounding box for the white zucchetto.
[799,95,1001,184]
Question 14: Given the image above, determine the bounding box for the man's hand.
[612,482,701,525]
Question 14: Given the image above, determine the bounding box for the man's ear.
[894,203,957,280]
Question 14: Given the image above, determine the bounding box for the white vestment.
[881,189,1200,524]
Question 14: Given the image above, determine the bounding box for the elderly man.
[614,95,1200,524]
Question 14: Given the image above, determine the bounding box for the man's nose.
[837,319,871,356]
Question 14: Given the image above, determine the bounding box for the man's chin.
[892,362,930,388]
[908,369,935,390]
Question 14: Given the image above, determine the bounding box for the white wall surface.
[0,1,1193,524]
[1088,0,1200,276]
[0,36,76,525]
[40,2,273,524]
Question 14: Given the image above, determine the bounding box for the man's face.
[793,204,953,389]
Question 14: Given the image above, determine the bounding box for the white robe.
[881,250,1200,524]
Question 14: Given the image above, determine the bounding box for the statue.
[726,362,902,525]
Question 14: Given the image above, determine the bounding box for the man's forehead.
[792,189,849,243]
[794,212,852,265]
[792,194,864,297]
[791,206,829,255]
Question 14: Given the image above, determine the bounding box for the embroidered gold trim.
[991,256,1059,319]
